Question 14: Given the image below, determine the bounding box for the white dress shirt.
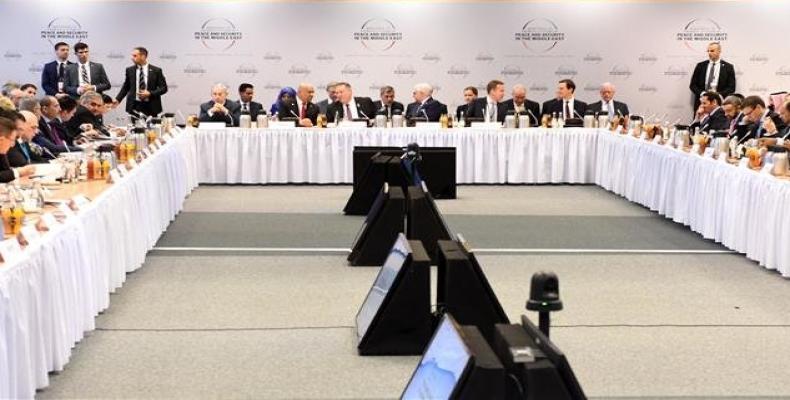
[343,100,359,119]
[562,98,576,119]
[135,63,150,102]
[704,60,721,92]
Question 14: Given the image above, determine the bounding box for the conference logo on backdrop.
[40,17,88,45]
[183,63,207,77]
[353,18,402,52]
[236,64,258,78]
[263,52,282,63]
[749,54,769,65]
[529,83,548,95]
[393,64,416,78]
[194,18,242,51]
[663,65,689,80]
[609,65,633,80]
[501,65,525,78]
[288,64,311,77]
[676,18,727,52]
[447,65,470,79]
[515,18,565,52]
[639,85,659,94]
[776,66,790,78]
[421,53,441,64]
[158,51,178,62]
[368,83,385,94]
[315,52,334,64]
[475,53,495,64]
[638,54,658,65]
[749,83,768,93]
[735,65,745,77]
[341,64,364,78]
[3,51,22,61]
[264,82,282,91]
[583,53,603,64]
[554,65,577,77]
[27,63,44,74]
[583,83,599,93]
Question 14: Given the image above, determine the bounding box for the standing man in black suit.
[326,82,376,123]
[405,83,446,122]
[503,84,541,126]
[233,83,264,123]
[63,42,111,98]
[689,92,728,132]
[466,80,508,123]
[541,79,587,120]
[372,86,404,118]
[689,42,736,114]
[199,83,240,126]
[115,47,168,117]
[455,86,478,121]
[41,42,73,97]
[586,82,629,120]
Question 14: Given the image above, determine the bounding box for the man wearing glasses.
[63,42,111,98]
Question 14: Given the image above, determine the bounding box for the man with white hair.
[8,110,48,166]
[199,83,241,126]
[325,82,376,123]
[66,91,109,140]
[503,84,541,126]
[586,82,629,119]
[405,83,446,122]
[279,82,320,127]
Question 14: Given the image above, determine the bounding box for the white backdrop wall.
[1,1,789,123]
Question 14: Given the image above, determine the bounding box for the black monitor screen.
[355,233,411,342]
[401,314,471,400]
[350,183,389,250]
[521,315,586,400]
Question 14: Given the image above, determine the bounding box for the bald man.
[689,42,736,114]
[280,83,320,127]
[199,83,240,126]
[8,111,48,166]
[586,82,630,119]
[503,84,541,126]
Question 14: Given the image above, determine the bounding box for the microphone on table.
[573,109,584,119]
[358,108,371,120]
[421,109,429,121]
[527,109,538,125]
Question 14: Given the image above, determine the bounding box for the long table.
[2,126,789,399]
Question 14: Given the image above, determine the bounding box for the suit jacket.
[199,100,241,126]
[279,100,320,125]
[689,59,736,99]
[0,154,16,183]
[503,98,541,126]
[116,64,168,116]
[316,99,330,115]
[326,97,377,123]
[465,97,509,123]
[541,98,588,119]
[7,141,47,167]
[404,97,446,122]
[690,107,729,133]
[734,111,787,141]
[41,60,74,96]
[232,100,265,124]
[47,118,75,146]
[65,105,107,141]
[372,100,404,117]
[36,118,78,156]
[64,61,111,96]
[455,104,470,121]
[586,100,630,119]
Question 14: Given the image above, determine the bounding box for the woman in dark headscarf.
[270,86,296,116]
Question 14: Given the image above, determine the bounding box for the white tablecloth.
[194,127,599,184]
[0,132,198,399]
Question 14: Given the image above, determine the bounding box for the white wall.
[1,0,788,123]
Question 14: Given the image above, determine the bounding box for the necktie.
[58,63,65,81]
[706,62,716,90]
[20,143,30,162]
[488,103,495,122]
[756,120,763,139]
[138,67,146,91]
[345,104,352,120]
[242,103,248,112]
[301,103,307,119]
[564,101,571,119]
[48,121,64,146]
[385,105,390,118]
[80,64,89,85]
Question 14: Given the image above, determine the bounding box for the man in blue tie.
[738,96,786,141]
[7,111,48,167]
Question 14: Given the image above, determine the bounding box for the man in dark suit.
[735,96,786,141]
[404,83,446,122]
[36,96,78,157]
[63,42,111,98]
[466,79,508,123]
[66,92,109,142]
[232,83,265,124]
[279,83,320,127]
[316,81,338,115]
[8,111,48,167]
[689,42,736,114]
[541,79,588,120]
[372,86,404,118]
[586,82,630,120]
[41,42,74,97]
[0,114,35,182]
[455,86,478,121]
[199,84,240,126]
[115,46,168,117]
[326,82,376,123]
[689,92,728,133]
[502,84,541,126]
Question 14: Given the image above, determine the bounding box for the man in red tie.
[294,83,319,127]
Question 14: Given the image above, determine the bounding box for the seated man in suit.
[35,96,79,157]
[503,84,541,126]
[63,42,111,98]
[316,81,339,115]
[233,83,265,124]
[372,86,404,118]
[587,82,629,120]
[0,112,35,182]
[405,83,445,122]
[199,83,240,126]
[466,80,508,123]
[279,83,320,127]
[65,91,109,142]
[41,42,73,97]
[8,111,49,167]
[326,82,376,123]
[455,86,478,121]
[735,95,787,141]
[542,79,588,120]
[690,91,728,133]
[722,95,742,126]
[758,100,790,147]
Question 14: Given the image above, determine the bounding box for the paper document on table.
[35,163,64,180]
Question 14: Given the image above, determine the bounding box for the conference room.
[2,0,790,398]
